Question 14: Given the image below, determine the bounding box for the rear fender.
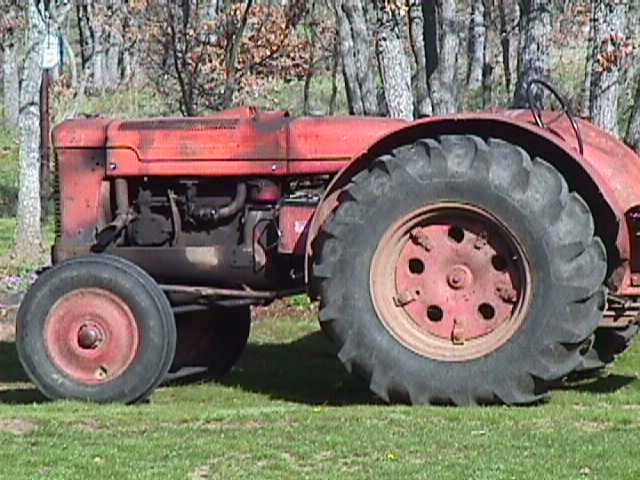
[306,113,640,296]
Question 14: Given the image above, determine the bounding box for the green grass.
[0,217,55,258]
[1,312,640,479]
[55,87,172,122]
[0,218,55,285]
[0,126,19,217]
[0,218,17,258]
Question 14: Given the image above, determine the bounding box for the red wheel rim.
[370,203,532,361]
[45,288,140,384]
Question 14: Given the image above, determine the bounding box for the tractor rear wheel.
[17,255,176,403]
[311,135,606,405]
[170,306,251,377]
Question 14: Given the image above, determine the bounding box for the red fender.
[306,111,640,296]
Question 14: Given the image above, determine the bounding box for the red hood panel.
[52,118,112,148]
[104,112,405,163]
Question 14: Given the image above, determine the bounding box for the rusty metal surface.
[45,288,139,384]
[370,203,531,361]
[107,246,275,289]
[53,117,112,148]
[56,149,110,245]
[160,284,300,299]
[278,204,315,254]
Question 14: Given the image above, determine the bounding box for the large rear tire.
[311,135,606,405]
[17,255,176,403]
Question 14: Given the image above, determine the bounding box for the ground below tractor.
[16,81,640,405]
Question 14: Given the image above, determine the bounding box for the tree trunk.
[423,0,460,115]
[627,75,640,152]
[498,0,518,94]
[467,0,486,91]
[105,32,123,89]
[204,0,225,20]
[376,4,413,120]
[92,22,106,91]
[329,29,339,115]
[407,0,432,116]
[513,0,552,108]
[334,0,379,115]
[481,1,493,108]
[625,2,639,150]
[589,0,628,136]
[222,0,253,109]
[581,3,594,117]
[16,1,46,259]
[2,42,20,127]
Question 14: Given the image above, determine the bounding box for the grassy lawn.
[0,308,638,479]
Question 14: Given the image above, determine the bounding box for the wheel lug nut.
[496,281,517,303]
[78,325,103,349]
[394,290,416,307]
[452,318,466,345]
[410,228,432,251]
[95,366,108,380]
[474,231,488,249]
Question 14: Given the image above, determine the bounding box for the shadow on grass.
[166,331,383,405]
[220,332,640,404]
[556,374,637,394]
[0,341,47,404]
[0,341,28,383]
[0,333,637,406]
[222,331,382,406]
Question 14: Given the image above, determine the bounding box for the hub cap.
[370,203,531,361]
[45,288,140,384]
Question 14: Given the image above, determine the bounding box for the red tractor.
[16,82,640,405]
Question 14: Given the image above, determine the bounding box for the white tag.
[41,33,59,69]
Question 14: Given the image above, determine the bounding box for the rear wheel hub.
[371,203,531,361]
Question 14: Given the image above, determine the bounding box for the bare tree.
[497,0,518,93]
[145,0,308,116]
[334,0,379,115]
[16,1,47,259]
[513,0,552,107]
[75,0,130,93]
[467,0,487,91]
[407,0,432,116]
[16,0,71,261]
[2,43,20,127]
[627,68,640,151]
[625,3,639,150]
[0,1,23,127]
[375,1,413,119]
[423,0,460,114]
[588,0,630,136]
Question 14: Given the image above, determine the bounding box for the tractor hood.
[104,107,405,164]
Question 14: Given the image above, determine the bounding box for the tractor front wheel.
[17,255,176,403]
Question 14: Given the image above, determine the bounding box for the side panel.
[56,148,110,247]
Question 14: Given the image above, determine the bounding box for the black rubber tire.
[311,135,606,405]
[170,305,251,377]
[17,254,176,403]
